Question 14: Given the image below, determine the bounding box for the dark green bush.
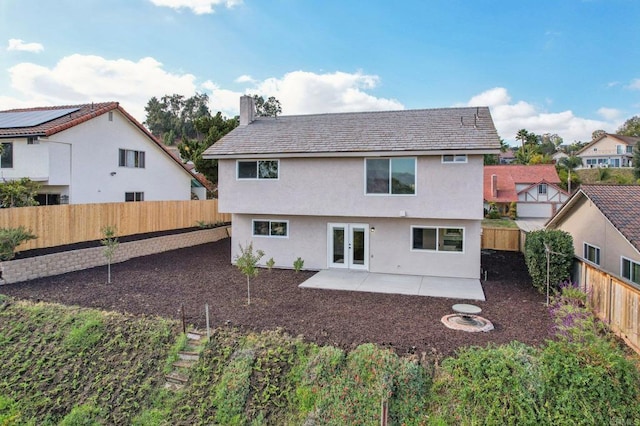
[524,229,574,294]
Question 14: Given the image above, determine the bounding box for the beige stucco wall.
[218,155,484,220]
[551,197,640,279]
[231,214,480,278]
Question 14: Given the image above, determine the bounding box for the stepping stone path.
[164,329,207,390]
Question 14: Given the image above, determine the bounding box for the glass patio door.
[328,223,369,270]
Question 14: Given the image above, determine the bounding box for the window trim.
[252,219,289,238]
[236,159,280,180]
[441,154,468,164]
[364,157,417,196]
[410,225,465,253]
[621,256,640,285]
[583,242,601,265]
[1,142,13,168]
[119,148,145,168]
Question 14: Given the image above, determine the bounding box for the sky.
[1,0,639,145]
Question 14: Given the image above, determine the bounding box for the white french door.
[327,223,369,270]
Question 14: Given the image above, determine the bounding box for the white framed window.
[365,157,416,195]
[621,257,640,285]
[119,149,145,168]
[252,219,288,238]
[1,142,13,168]
[583,242,600,265]
[237,160,279,179]
[125,192,144,202]
[411,226,464,253]
[538,184,548,195]
[442,154,467,163]
[27,137,39,145]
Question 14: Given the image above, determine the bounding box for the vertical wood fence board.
[1,200,225,251]
[481,227,521,252]
[580,261,640,355]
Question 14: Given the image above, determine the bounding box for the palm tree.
[558,155,582,193]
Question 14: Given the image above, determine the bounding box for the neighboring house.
[546,185,640,288]
[575,133,639,169]
[483,164,570,219]
[203,96,500,279]
[552,151,568,164]
[0,102,208,204]
[499,149,516,164]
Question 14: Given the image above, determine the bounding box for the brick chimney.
[491,174,498,198]
[239,95,255,126]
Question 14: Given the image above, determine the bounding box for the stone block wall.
[1,226,230,285]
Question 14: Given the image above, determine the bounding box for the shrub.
[59,403,102,426]
[485,202,501,219]
[0,226,36,261]
[508,201,517,219]
[266,257,275,271]
[524,229,574,294]
[293,257,304,272]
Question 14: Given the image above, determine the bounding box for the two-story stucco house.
[0,102,207,204]
[546,185,640,288]
[576,133,639,168]
[204,96,500,280]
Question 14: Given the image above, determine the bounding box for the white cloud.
[4,54,197,121]
[149,0,241,14]
[628,79,640,90]
[6,38,44,53]
[467,87,618,144]
[234,75,256,84]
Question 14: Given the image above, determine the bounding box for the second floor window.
[119,149,145,168]
[622,257,640,285]
[538,184,548,195]
[365,157,415,195]
[237,160,279,179]
[1,142,13,168]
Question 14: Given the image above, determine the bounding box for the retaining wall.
[1,226,230,285]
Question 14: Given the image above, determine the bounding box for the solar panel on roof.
[0,107,80,129]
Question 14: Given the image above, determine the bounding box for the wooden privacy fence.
[0,200,231,251]
[577,260,640,355]
[481,227,523,252]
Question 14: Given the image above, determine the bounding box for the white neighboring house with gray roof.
[204,96,500,280]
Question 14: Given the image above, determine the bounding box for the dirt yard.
[1,238,553,358]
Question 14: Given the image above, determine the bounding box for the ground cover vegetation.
[2,286,639,425]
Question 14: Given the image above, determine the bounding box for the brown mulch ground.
[1,238,554,358]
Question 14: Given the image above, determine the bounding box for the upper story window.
[442,154,467,163]
[237,160,279,179]
[365,157,415,195]
[538,184,548,195]
[119,149,145,168]
[583,242,600,265]
[1,142,13,168]
[627,145,633,154]
[621,257,640,285]
[27,137,39,145]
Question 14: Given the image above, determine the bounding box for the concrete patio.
[299,270,486,301]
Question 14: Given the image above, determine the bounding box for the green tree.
[514,129,541,164]
[557,155,582,192]
[0,178,41,208]
[634,141,640,180]
[591,129,606,140]
[0,226,36,261]
[101,226,119,284]
[524,230,574,295]
[617,116,640,137]
[234,242,265,305]
[143,93,211,142]
[252,95,282,117]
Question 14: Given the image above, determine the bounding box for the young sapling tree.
[234,242,265,305]
[101,225,119,284]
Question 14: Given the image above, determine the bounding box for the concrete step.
[165,371,188,385]
[173,359,196,369]
[187,330,206,341]
[178,351,200,361]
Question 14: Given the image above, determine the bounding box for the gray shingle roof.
[579,184,640,252]
[204,107,500,157]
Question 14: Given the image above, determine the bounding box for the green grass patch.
[575,167,637,184]
[482,218,519,228]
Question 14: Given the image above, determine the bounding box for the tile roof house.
[575,133,639,169]
[0,102,208,204]
[484,164,570,218]
[546,184,640,287]
[204,95,500,283]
